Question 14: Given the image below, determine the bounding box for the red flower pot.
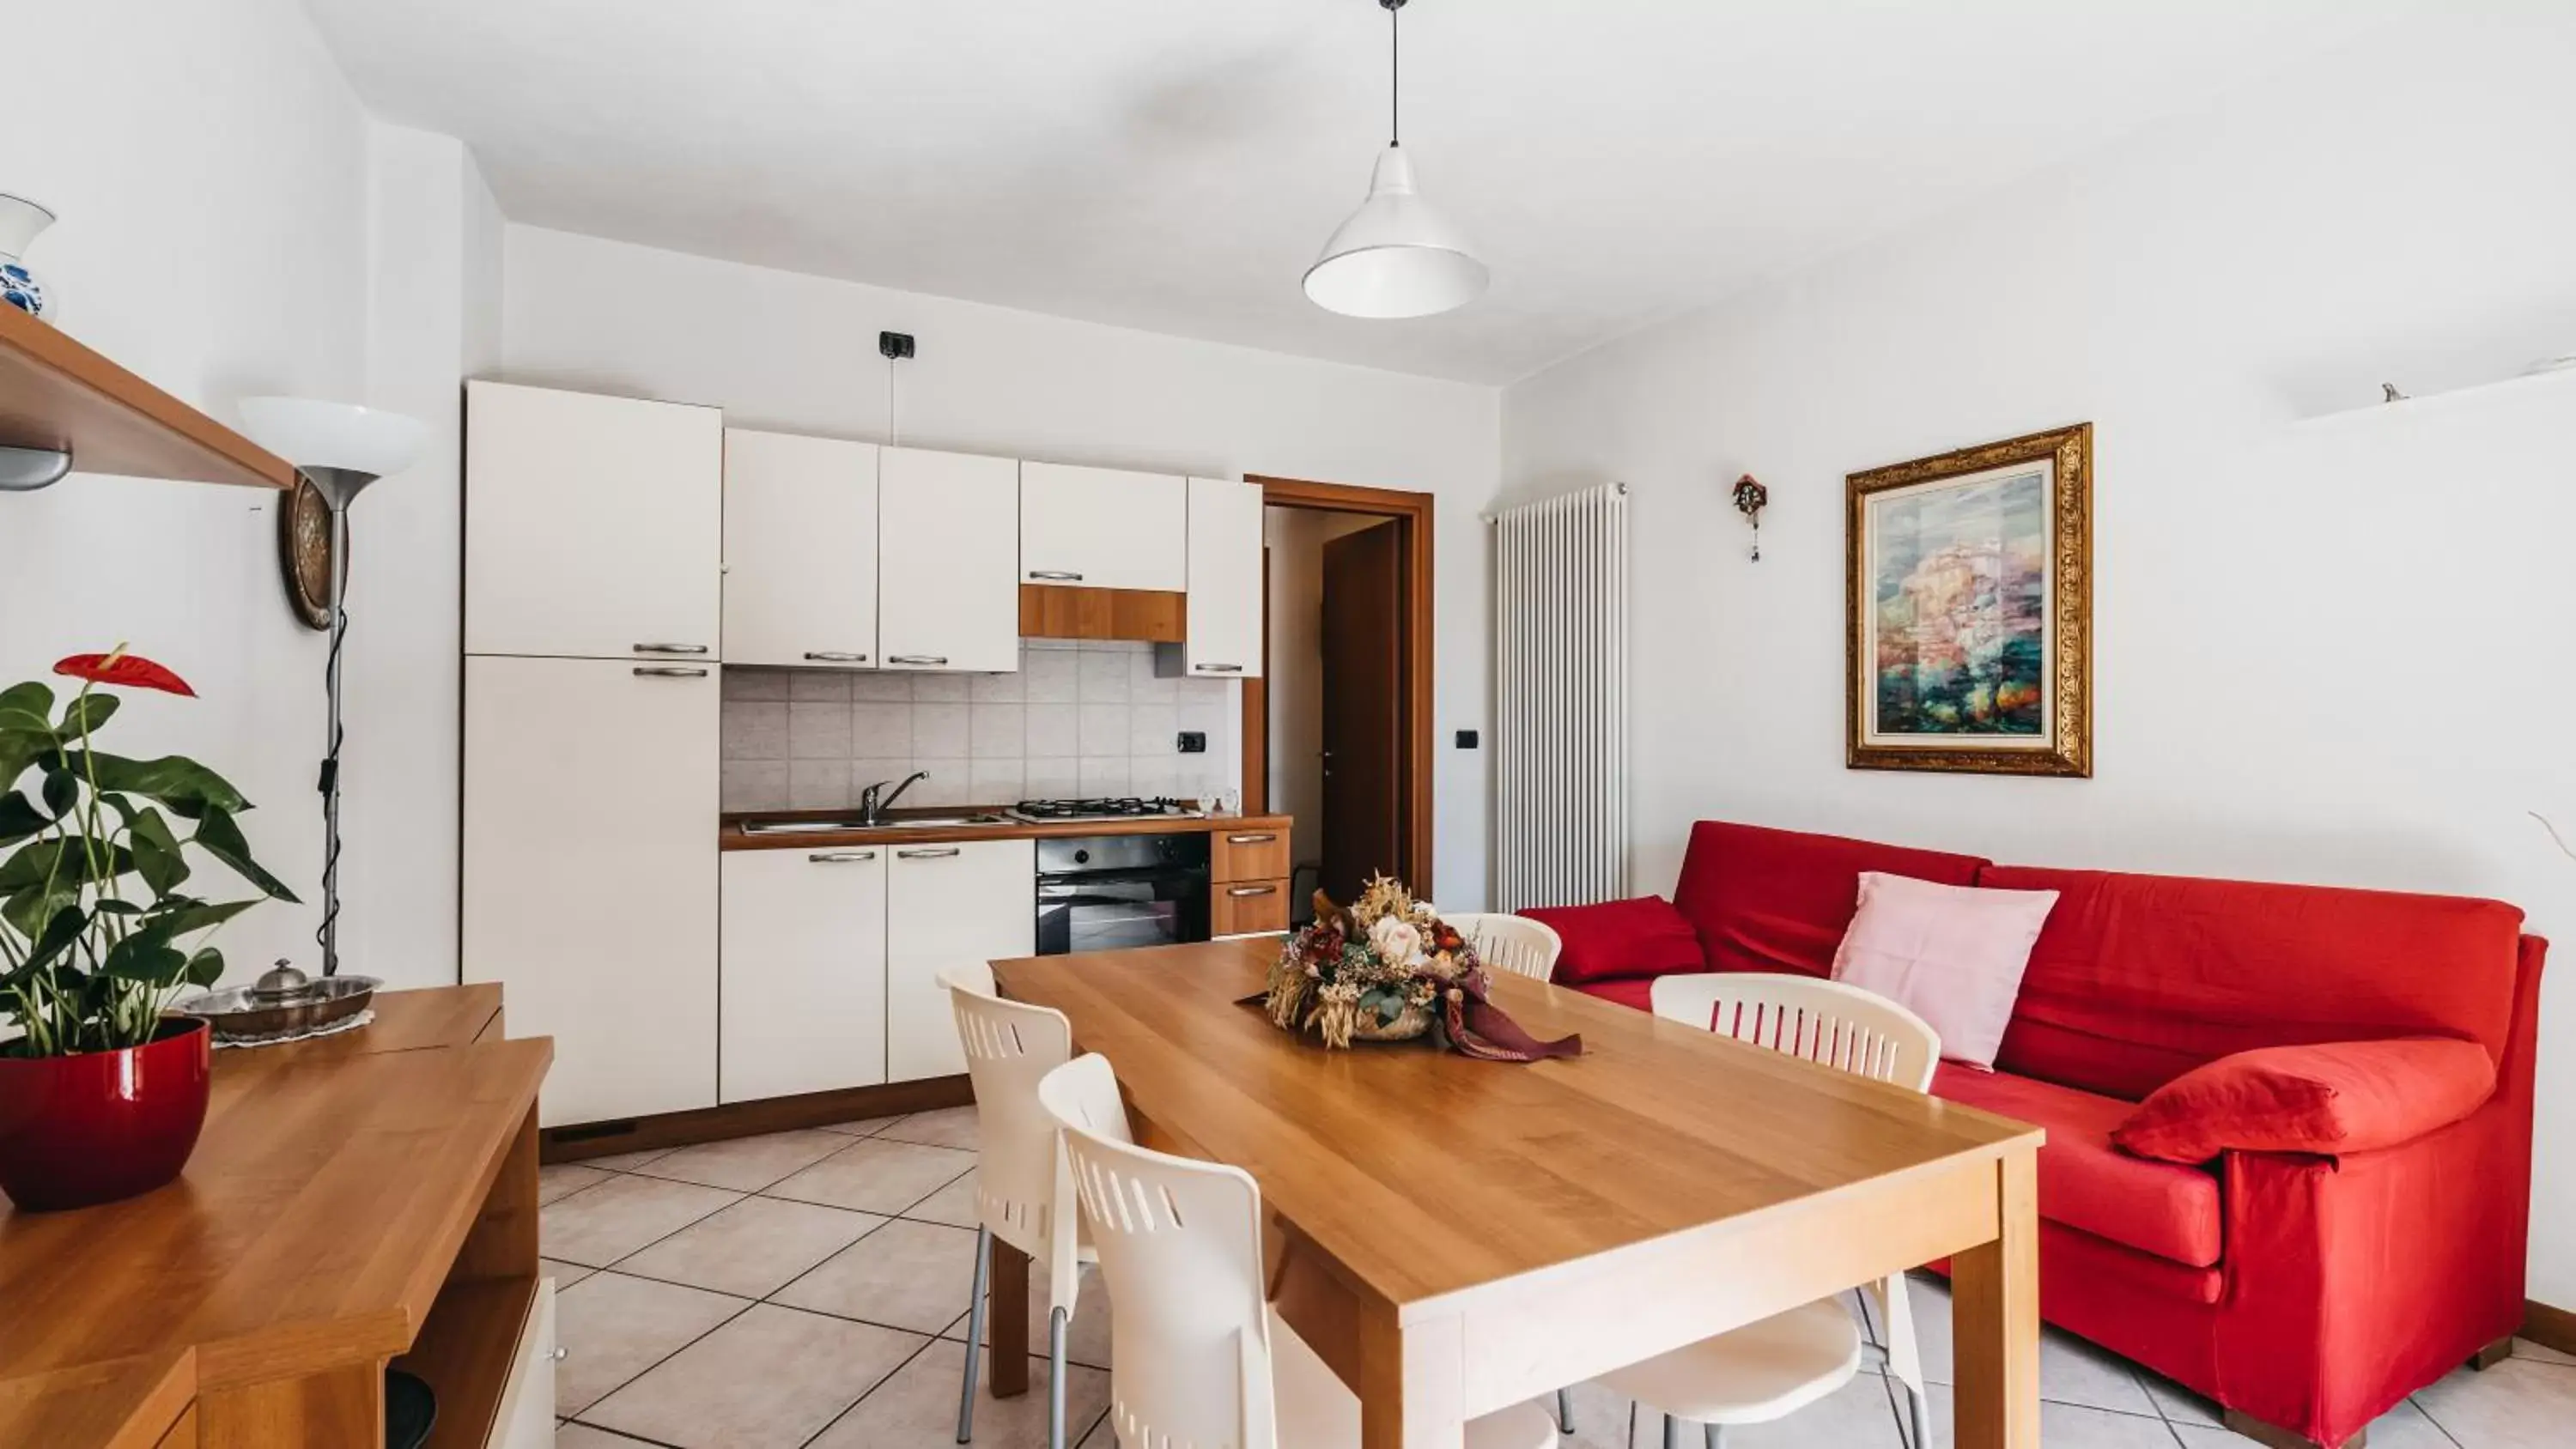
[0,1017,211,1211]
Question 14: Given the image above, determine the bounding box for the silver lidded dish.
[172,959,380,1046]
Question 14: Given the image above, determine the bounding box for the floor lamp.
[239,397,431,979]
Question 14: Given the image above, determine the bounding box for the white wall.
[0,4,495,991]
[500,225,1504,906]
[1502,11,2576,1299]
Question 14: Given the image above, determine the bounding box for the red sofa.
[1528,820,2545,1449]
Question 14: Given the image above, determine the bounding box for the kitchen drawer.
[1212,878,1291,937]
[1212,822,1291,883]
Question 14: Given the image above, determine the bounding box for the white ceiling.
[304,0,2421,385]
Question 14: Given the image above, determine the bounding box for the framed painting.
[1846,422,2092,777]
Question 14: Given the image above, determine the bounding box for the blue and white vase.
[0,193,56,321]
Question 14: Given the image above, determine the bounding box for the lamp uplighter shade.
[238,397,432,482]
[1303,146,1488,320]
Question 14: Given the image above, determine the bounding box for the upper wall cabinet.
[1018,462,1188,593]
[466,381,725,661]
[878,446,1021,673]
[1172,476,1265,678]
[723,429,879,668]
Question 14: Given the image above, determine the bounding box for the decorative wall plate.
[277,476,343,631]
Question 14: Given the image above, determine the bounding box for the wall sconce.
[1731,473,1768,561]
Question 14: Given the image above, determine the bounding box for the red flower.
[54,651,196,698]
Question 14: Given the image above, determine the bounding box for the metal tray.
[173,974,380,1046]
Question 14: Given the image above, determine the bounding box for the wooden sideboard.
[0,986,552,1449]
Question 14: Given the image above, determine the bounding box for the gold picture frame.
[1846,422,2093,777]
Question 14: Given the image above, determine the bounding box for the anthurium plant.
[0,649,298,1057]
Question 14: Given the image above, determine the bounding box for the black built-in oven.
[1035,834,1212,955]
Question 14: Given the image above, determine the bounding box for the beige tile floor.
[542,1106,2576,1448]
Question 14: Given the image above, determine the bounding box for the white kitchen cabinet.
[466,381,725,662]
[723,430,880,669]
[1018,462,1188,592]
[878,447,1021,673]
[490,1276,558,1449]
[462,655,719,1127]
[884,839,1035,1082]
[720,846,888,1101]
[1161,475,1265,678]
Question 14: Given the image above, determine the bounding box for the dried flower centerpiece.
[1265,876,1583,1062]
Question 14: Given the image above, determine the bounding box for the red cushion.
[1933,1063,2223,1268]
[2112,1038,2498,1163]
[1571,975,1661,1013]
[1518,897,1706,984]
[1979,865,2525,1100]
[1672,822,1988,979]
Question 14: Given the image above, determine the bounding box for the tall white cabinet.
[722,430,879,668]
[878,447,1021,673]
[464,381,725,1128]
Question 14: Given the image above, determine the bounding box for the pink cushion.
[2112,1038,2499,1164]
[1934,1064,2224,1268]
[1831,872,2057,1070]
[1517,897,1707,985]
[1671,822,1990,979]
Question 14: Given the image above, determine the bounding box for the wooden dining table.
[987,937,2045,1449]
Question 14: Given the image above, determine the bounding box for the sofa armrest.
[2112,1037,2495,1163]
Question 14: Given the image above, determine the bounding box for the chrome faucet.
[857,771,931,825]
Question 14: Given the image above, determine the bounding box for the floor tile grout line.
[563,1291,759,1427]
[789,1327,946,1449]
[2408,1391,2470,1449]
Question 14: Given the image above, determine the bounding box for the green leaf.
[56,693,118,737]
[0,837,135,892]
[24,900,88,974]
[2,882,79,941]
[0,682,55,723]
[0,792,47,846]
[129,807,189,895]
[39,767,76,819]
[146,898,256,937]
[191,809,300,903]
[0,731,48,796]
[184,947,224,989]
[102,938,187,985]
[54,752,251,819]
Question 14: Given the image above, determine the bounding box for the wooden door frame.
[1242,476,1436,894]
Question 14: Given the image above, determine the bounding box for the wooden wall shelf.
[0,303,295,491]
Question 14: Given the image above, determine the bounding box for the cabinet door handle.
[1026,570,1084,582]
[1227,884,1278,897]
[886,655,950,667]
[809,851,878,863]
[632,666,709,678]
[633,643,710,655]
[803,651,869,663]
[896,846,962,859]
[1226,833,1277,845]
[1195,663,1244,673]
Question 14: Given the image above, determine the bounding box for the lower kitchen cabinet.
[884,838,1035,1082]
[720,846,889,1102]
[463,655,720,1128]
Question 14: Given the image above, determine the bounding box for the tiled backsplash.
[720,640,1239,812]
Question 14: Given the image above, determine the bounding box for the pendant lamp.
[1304,0,1487,318]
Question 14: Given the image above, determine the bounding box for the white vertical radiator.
[1490,482,1630,912]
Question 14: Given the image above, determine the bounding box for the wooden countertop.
[720,807,1291,852]
[0,988,547,1446]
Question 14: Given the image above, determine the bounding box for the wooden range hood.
[1016,582,1186,644]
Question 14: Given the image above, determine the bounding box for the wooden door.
[722,429,879,668]
[1320,522,1406,903]
[463,656,720,1126]
[720,846,889,1101]
[465,381,724,661]
[1019,462,1188,591]
[884,839,1036,1082]
[878,447,1022,673]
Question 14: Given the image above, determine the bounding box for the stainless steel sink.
[739,813,1007,834]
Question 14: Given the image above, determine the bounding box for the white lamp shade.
[238,397,432,480]
[1303,146,1488,319]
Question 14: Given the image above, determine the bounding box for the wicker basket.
[1349,1005,1433,1042]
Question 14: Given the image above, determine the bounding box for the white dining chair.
[1599,973,1941,1449]
[1035,1053,1559,1449]
[1447,912,1564,982]
[939,961,1091,1449]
